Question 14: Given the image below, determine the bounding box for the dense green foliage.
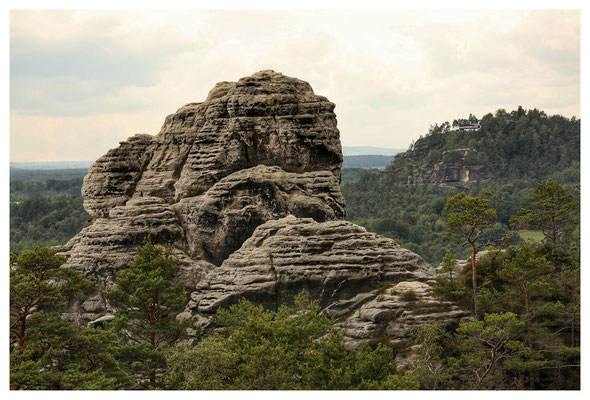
[10,196,91,254]
[10,169,90,254]
[393,107,579,182]
[425,242,580,389]
[9,248,130,389]
[10,168,87,200]
[104,239,194,389]
[510,179,579,245]
[165,292,418,390]
[342,174,578,265]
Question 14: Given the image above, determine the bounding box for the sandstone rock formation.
[382,132,498,187]
[175,165,344,266]
[82,70,342,218]
[183,216,465,347]
[59,70,345,325]
[337,281,467,348]
[59,70,465,352]
[186,216,432,320]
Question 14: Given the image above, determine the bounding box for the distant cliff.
[382,107,580,187]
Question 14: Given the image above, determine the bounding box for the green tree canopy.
[104,238,192,388]
[510,179,579,245]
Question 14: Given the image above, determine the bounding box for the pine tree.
[445,191,497,318]
[104,238,192,388]
[497,243,553,350]
[510,179,578,246]
[9,247,128,389]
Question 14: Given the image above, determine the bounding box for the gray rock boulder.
[337,281,468,349]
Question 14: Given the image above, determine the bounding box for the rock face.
[58,196,217,325]
[82,70,342,218]
[186,216,433,320]
[382,132,498,187]
[183,216,464,346]
[337,281,467,348]
[60,70,345,325]
[175,165,345,266]
[59,70,465,351]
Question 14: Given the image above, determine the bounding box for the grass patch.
[518,230,544,243]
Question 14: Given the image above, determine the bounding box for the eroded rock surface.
[382,133,498,188]
[184,216,434,328]
[174,165,345,266]
[58,70,466,351]
[337,281,468,349]
[82,70,342,218]
[58,196,216,325]
[59,70,345,326]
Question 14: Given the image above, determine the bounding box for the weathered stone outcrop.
[82,70,342,218]
[58,70,466,352]
[82,134,156,218]
[382,132,498,187]
[337,281,468,349]
[183,216,436,333]
[58,196,216,325]
[59,71,346,326]
[174,165,345,266]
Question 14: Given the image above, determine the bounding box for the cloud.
[10,11,192,117]
[9,10,580,161]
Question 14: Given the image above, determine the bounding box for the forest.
[9,179,580,389]
[9,107,581,390]
[10,168,90,254]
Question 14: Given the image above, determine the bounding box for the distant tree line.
[10,169,90,254]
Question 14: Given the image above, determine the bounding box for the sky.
[9,9,581,162]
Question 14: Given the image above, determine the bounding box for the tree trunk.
[524,291,533,351]
[471,243,478,319]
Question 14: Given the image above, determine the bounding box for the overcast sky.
[9,9,580,162]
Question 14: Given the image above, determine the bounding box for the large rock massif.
[58,70,465,347]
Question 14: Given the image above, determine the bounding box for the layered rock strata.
[175,165,345,266]
[58,70,465,351]
[82,70,342,218]
[59,70,345,326]
[337,281,468,348]
[184,216,462,345]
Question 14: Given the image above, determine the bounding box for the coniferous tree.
[9,247,128,389]
[510,179,578,246]
[445,191,497,318]
[104,238,192,388]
